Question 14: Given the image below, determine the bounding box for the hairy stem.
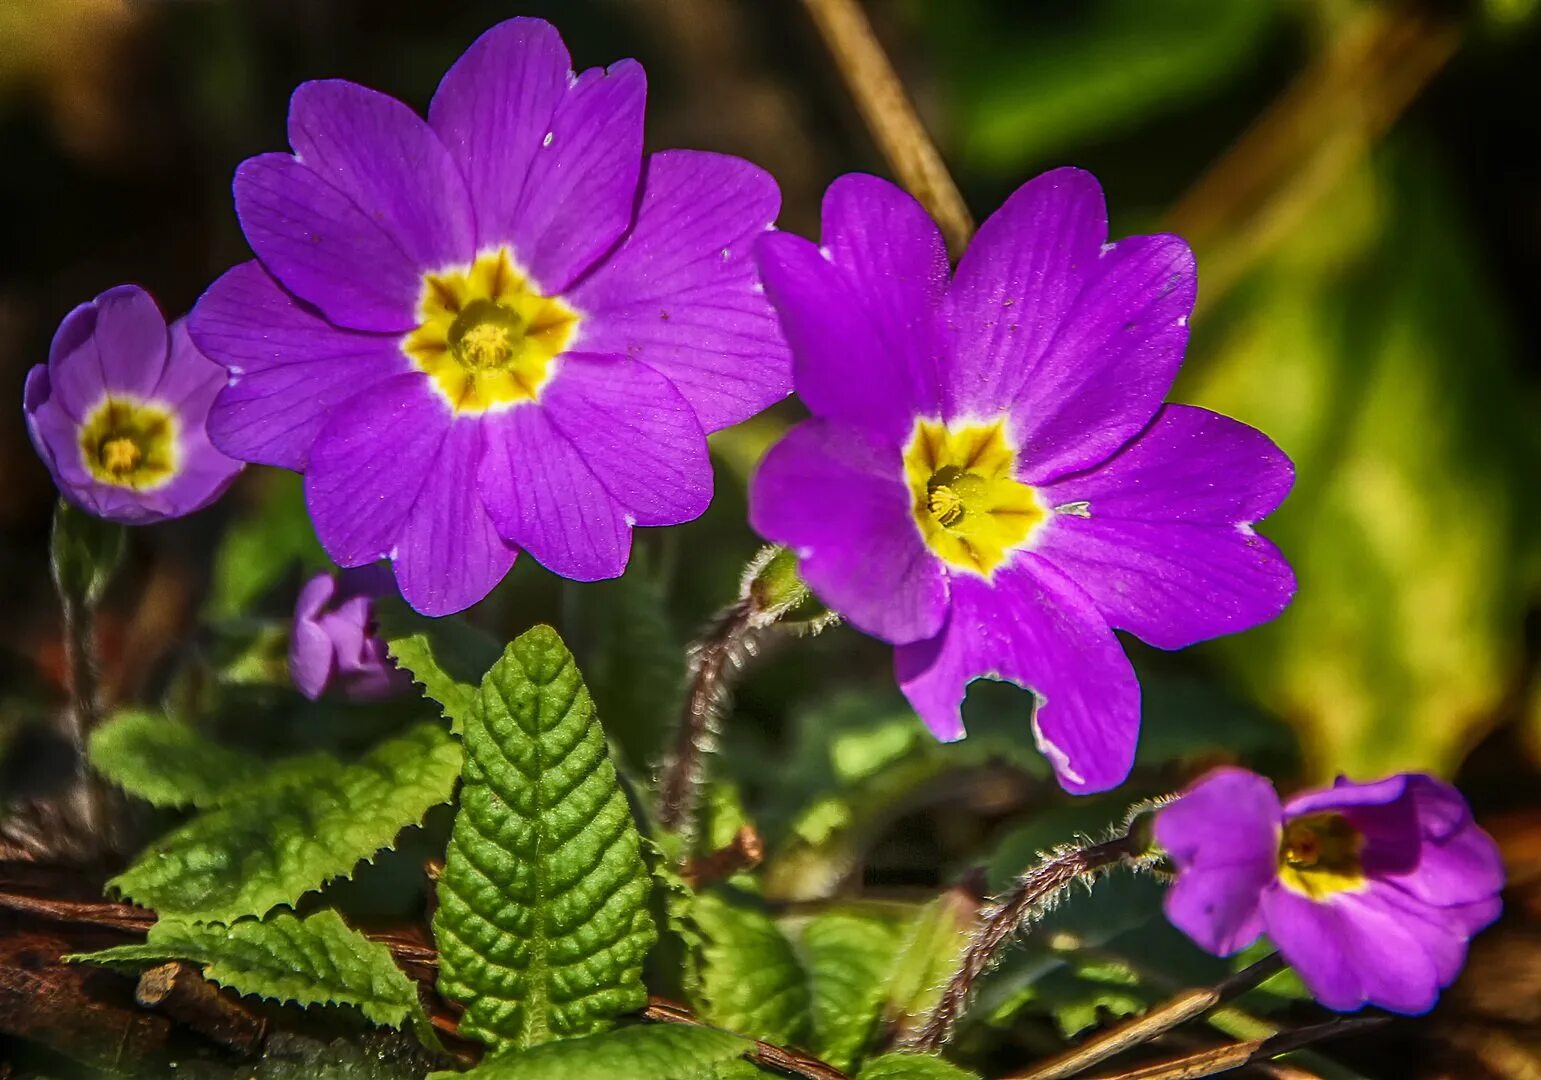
[909,832,1147,1052]
[800,0,974,255]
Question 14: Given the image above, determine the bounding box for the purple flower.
[748,171,1295,792]
[24,285,242,524]
[1157,767,1504,1014]
[189,17,790,616]
[290,566,411,702]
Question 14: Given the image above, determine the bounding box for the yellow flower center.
[903,417,1047,577]
[78,397,178,490]
[403,248,580,414]
[1277,812,1367,900]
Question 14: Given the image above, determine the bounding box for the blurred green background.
[1,0,1540,1072]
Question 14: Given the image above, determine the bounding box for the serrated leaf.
[88,709,330,809]
[793,909,906,1071]
[434,625,656,1053]
[69,909,434,1044]
[434,1024,750,1080]
[376,598,502,734]
[858,1054,981,1080]
[111,721,460,921]
[690,889,809,1047]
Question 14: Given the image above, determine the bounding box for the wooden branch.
[135,961,267,1055]
[800,0,974,256]
[1063,1017,1389,1080]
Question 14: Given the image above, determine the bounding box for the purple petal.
[540,354,710,527]
[1156,767,1282,955]
[305,374,451,567]
[1283,774,1411,816]
[1035,405,1295,649]
[502,59,645,293]
[1262,886,1440,1014]
[287,80,474,272]
[290,572,340,701]
[48,286,170,420]
[393,420,518,615]
[942,169,1106,422]
[749,418,947,644]
[234,153,421,332]
[478,405,630,581]
[192,262,410,469]
[894,557,1138,792]
[144,324,244,517]
[429,18,572,254]
[569,150,789,433]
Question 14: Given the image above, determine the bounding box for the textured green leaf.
[376,598,502,734]
[881,889,976,1035]
[792,909,906,1071]
[208,470,327,619]
[858,1054,980,1080]
[70,910,433,1041]
[111,721,460,921]
[435,1024,750,1080]
[690,889,809,1047]
[88,709,329,809]
[434,625,656,1052]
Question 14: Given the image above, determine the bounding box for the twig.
[1012,953,1287,1080]
[909,832,1148,1052]
[682,824,765,890]
[135,962,267,1055]
[800,0,974,255]
[1063,1017,1389,1080]
[644,996,849,1080]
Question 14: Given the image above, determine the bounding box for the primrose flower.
[25,285,242,524]
[190,18,790,616]
[749,171,1295,793]
[1156,767,1503,1014]
[290,565,410,702]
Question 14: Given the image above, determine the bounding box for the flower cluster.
[1157,767,1504,1013]
[290,566,411,702]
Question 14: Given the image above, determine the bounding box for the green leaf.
[110,721,460,921]
[70,909,434,1043]
[434,625,656,1052]
[880,888,976,1036]
[376,598,502,734]
[689,889,809,1047]
[88,709,330,809]
[858,1054,980,1080]
[434,1025,750,1080]
[792,909,906,1071]
[50,498,125,608]
[208,470,327,619]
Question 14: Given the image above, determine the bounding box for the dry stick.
[135,962,268,1056]
[909,833,1147,1053]
[1058,1017,1389,1080]
[800,0,974,256]
[1011,952,1287,1080]
[644,996,850,1080]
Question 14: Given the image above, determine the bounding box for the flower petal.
[48,286,170,419]
[894,556,1138,791]
[288,79,474,272]
[750,418,947,644]
[478,405,630,581]
[290,572,340,700]
[234,152,421,332]
[1035,405,1295,649]
[1156,767,1282,956]
[540,354,710,527]
[145,323,243,516]
[429,18,572,253]
[192,262,411,469]
[504,59,646,292]
[306,374,451,566]
[393,420,518,615]
[570,150,789,433]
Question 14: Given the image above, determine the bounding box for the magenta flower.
[290,566,411,702]
[748,171,1295,792]
[1157,767,1503,1014]
[25,285,242,524]
[189,17,790,616]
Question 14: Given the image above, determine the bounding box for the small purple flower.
[189,17,791,617]
[748,171,1295,792]
[1157,767,1504,1014]
[290,566,411,702]
[24,285,242,524]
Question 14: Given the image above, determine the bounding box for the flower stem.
[799,0,974,256]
